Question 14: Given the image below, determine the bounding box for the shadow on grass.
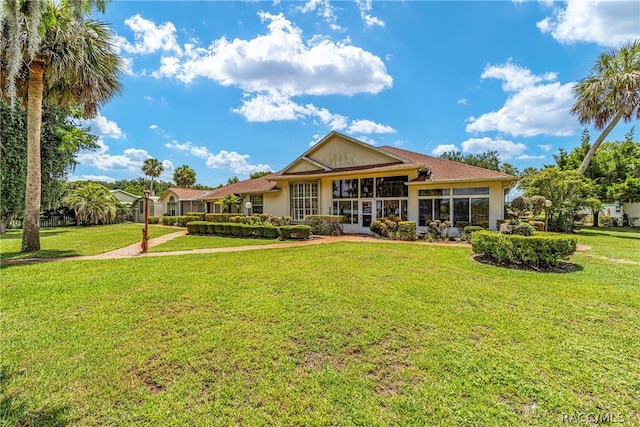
[0,230,72,240]
[0,249,81,263]
[0,367,70,426]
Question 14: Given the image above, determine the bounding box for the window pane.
[453,187,489,196]
[453,199,470,226]
[333,179,358,199]
[339,200,354,224]
[360,178,374,198]
[418,189,450,197]
[376,176,408,197]
[471,198,490,228]
[418,199,433,226]
[434,198,449,222]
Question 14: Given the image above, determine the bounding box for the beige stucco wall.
[307,138,398,169]
[624,203,640,226]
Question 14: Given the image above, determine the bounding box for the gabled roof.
[378,146,516,182]
[201,175,280,200]
[160,188,211,201]
[110,189,141,198]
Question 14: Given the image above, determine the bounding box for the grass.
[572,226,640,263]
[1,233,639,425]
[150,234,278,252]
[0,224,178,261]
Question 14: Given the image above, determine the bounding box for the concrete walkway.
[1,231,596,265]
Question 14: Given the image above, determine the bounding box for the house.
[197,132,516,233]
[159,188,210,216]
[110,189,140,206]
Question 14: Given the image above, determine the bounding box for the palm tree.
[62,182,120,225]
[142,158,164,195]
[572,39,640,175]
[1,0,123,252]
[173,164,196,188]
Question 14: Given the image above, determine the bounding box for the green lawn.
[0,224,178,261]
[1,236,639,425]
[573,226,640,263]
[150,234,278,252]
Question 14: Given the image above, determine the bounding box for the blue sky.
[72,0,640,187]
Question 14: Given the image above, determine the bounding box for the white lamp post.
[245,201,252,216]
[544,199,552,232]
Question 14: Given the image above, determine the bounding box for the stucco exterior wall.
[307,139,398,169]
[624,203,640,226]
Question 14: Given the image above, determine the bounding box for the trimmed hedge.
[148,216,160,224]
[186,221,280,239]
[279,225,311,240]
[204,213,236,223]
[396,221,417,241]
[186,212,205,220]
[471,230,577,268]
[304,215,344,236]
[161,215,203,227]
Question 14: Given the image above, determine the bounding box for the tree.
[62,182,119,225]
[226,176,240,185]
[518,167,596,232]
[571,39,640,175]
[440,150,518,175]
[1,101,97,233]
[173,164,196,188]
[142,158,164,195]
[249,171,272,179]
[1,0,123,252]
[218,194,240,213]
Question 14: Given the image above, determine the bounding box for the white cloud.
[537,0,640,47]
[461,137,528,160]
[206,150,273,175]
[538,144,553,152]
[165,139,272,175]
[76,114,124,139]
[149,124,158,129]
[356,0,385,27]
[517,154,546,160]
[357,136,377,145]
[431,144,459,156]
[347,119,396,134]
[152,12,392,96]
[68,174,116,183]
[76,139,169,176]
[298,0,342,30]
[466,62,575,137]
[116,14,182,55]
[457,98,468,105]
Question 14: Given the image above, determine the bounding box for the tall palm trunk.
[21,59,46,252]
[577,113,622,175]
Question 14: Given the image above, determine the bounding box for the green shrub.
[186,221,209,234]
[304,215,344,236]
[267,215,292,227]
[279,225,311,240]
[530,220,545,232]
[205,214,235,223]
[186,212,205,220]
[396,221,417,241]
[370,217,400,238]
[463,225,483,234]
[259,225,280,239]
[471,231,577,268]
[173,215,202,227]
[147,216,160,224]
[161,216,176,226]
[499,220,535,236]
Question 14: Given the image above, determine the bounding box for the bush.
[395,221,416,241]
[304,215,344,236]
[186,221,209,234]
[599,215,617,227]
[530,220,546,232]
[148,216,160,224]
[370,217,400,238]
[267,215,292,227]
[186,212,205,220]
[279,225,311,240]
[205,213,235,223]
[471,231,577,268]
[463,225,483,234]
[161,216,176,226]
[259,225,280,239]
[499,220,535,236]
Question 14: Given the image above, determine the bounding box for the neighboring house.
[110,189,140,206]
[624,203,640,226]
[132,195,161,222]
[199,132,516,232]
[159,188,209,216]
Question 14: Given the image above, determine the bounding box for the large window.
[360,178,374,198]
[376,176,408,197]
[333,179,359,199]
[250,194,263,214]
[290,182,318,221]
[332,200,357,224]
[419,187,489,227]
[377,199,408,220]
[167,196,177,216]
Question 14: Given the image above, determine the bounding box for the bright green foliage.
[218,194,240,213]
[62,182,120,225]
[279,225,311,240]
[397,221,417,241]
[518,167,596,232]
[159,215,202,227]
[249,171,272,179]
[141,158,164,194]
[304,215,344,236]
[471,230,577,268]
[186,221,280,239]
[173,164,196,188]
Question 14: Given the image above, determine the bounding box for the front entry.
[360,200,375,233]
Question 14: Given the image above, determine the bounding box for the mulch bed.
[471,254,580,273]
